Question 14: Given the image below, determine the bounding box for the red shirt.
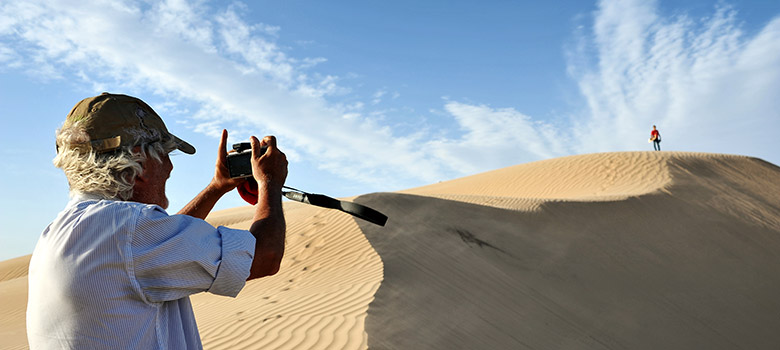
[651,130,659,139]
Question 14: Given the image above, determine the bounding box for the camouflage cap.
[59,92,196,154]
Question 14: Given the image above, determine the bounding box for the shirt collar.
[69,191,114,204]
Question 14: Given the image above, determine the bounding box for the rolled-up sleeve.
[209,225,256,296]
[129,205,256,303]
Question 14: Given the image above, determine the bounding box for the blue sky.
[1,0,779,260]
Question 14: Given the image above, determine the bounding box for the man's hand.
[250,135,288,190]
[210,129,248,193]
[177,129,248,219]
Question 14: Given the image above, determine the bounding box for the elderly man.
[26,93,287,349]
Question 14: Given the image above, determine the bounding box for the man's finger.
[261,135,277,149]
[218,129,229,161]
[250,136,263,158]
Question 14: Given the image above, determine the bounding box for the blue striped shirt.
[27,194,256,349]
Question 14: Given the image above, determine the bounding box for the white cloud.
[570,0,780,158]
[371,89,386,105]
[1,0,778,193]
[437,0,780,168]
[423,102,568,175]
[0,44,17,65]
[0,0,450,190]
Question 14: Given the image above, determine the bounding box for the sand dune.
[0,256,30,350]
[2,151,780,349]
[355,151,780,349]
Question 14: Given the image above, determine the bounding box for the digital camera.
[226,142,267,178]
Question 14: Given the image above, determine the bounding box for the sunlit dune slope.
[193,201,383,350]
[404,151,672,198]
[0,200,383,350]
[0,256,31,350]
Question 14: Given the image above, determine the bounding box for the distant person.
[650,125,661,151]
[27,93,288,348]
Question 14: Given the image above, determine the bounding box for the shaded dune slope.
[355,152,780,349]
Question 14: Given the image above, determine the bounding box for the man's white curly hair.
[53,124,177,200]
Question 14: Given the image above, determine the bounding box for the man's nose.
[165,155,173,172]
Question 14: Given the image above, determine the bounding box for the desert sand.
[2,151,780,349]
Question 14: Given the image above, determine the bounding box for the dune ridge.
[2,151,779,349]
[403,151,674,201]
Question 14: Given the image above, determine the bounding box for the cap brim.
[173,135,196,154]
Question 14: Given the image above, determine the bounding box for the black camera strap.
[282,186,388,227]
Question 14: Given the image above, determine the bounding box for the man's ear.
[129,145,148,183]
[134,160,149,183]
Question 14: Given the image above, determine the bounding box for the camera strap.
[237,180,387,226]
[282,186,388,227]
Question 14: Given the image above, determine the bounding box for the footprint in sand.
[301,263,323,273]
[262,315,283,322]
